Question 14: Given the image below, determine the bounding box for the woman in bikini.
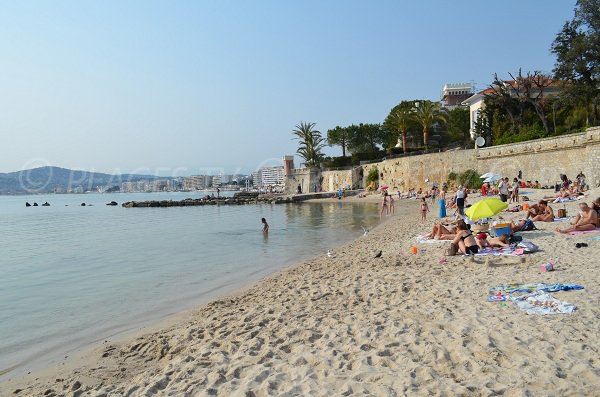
[420,197,429,223]
[380,192,389,218]
[451,220,479,255]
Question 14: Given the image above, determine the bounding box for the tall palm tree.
[413,100,447,149]
[292,121,326,168]
[384,103,414,153]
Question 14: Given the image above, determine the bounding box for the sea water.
[0,192,380,377]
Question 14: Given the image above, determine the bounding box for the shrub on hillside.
[365,167,379,191]
[458,169,481,189]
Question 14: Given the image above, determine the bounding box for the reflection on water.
[0,194,379,377]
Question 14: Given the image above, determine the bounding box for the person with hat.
[476,232,510,249]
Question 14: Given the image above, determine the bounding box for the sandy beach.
[3,188,600,396]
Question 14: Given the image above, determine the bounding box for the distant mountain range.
[0,166,160,195]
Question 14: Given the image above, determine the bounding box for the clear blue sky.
[0,0,576,176]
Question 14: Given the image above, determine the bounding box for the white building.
[259,166,284,187]
[441,82,474,109]
[183,175,212,190]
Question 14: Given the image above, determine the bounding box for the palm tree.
[384,102,414,153]
[413,100,447,149]
[292,121,326,168]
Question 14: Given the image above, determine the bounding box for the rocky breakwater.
[121,192,292,208]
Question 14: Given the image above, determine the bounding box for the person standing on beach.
[261,218,269,235]
[420,197,429,223]
[498,178,509,202]
[511,178,520,203]
[389,193,395,215]
[380,192,389,218]
[439,189,447,218]
[456,186,466,216]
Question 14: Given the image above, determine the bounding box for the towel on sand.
[568,228,600,235]
[513,291,576,315]
[553,197,580,203]
[489,283,584,294]
[474,247,523,257]
[553,217,574,222]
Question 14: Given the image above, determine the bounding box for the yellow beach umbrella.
[465,198,508,221]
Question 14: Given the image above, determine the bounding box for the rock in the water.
[42,202,50,206]
[81,203,86,206]
[25,202,31,207]
[33,202,38,207]
[106,201,118,206]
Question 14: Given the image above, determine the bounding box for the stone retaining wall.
[286,127,600,193]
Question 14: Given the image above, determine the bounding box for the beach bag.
[520,219,537,231]
[445,243,458,256]
[509,235,523,244]
[517,241,539,253]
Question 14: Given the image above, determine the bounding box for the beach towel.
[512,291,576,315]
[553,217,574,223]
[489,283,584,294]
[474,247,524,257]
[568,228,600,235]
[415,235,450,244]
[553,197,578,204]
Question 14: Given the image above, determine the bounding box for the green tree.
[348,123,384,154]
[446,107,470,143]
[551,0,600,124]
[383,101,414,153]
[292,121,326,168]
[413,100,447,149]
[326,126,352,157]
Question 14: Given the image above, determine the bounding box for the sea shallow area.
[0,192,380,378]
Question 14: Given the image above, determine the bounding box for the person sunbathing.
[451,220,478,255]
[476,233,510,249]
[532,200,554,222]
[556,203,599,234]
[427,221,456,240]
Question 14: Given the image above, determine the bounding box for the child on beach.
[420,197,429,223]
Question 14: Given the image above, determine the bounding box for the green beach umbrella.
[465,197,508,221]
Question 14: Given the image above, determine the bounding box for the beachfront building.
[212,174,232,187]
[259,166,285,188]
[462,79,561,141]
[441,82,474,110]
[183,175,213,191]
[251,171,261,187]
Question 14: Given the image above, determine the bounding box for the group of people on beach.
[380,191,396,217]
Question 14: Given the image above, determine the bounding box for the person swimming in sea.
[261,218,269,235]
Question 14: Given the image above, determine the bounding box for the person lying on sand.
[532,200,554,222]
[451,220,479,255]
[556,203,599,234]
[426,222,456,240]
[476,233,510,249]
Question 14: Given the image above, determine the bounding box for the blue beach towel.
[489,283,584,294]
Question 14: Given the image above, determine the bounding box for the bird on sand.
[374,250,382,258]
